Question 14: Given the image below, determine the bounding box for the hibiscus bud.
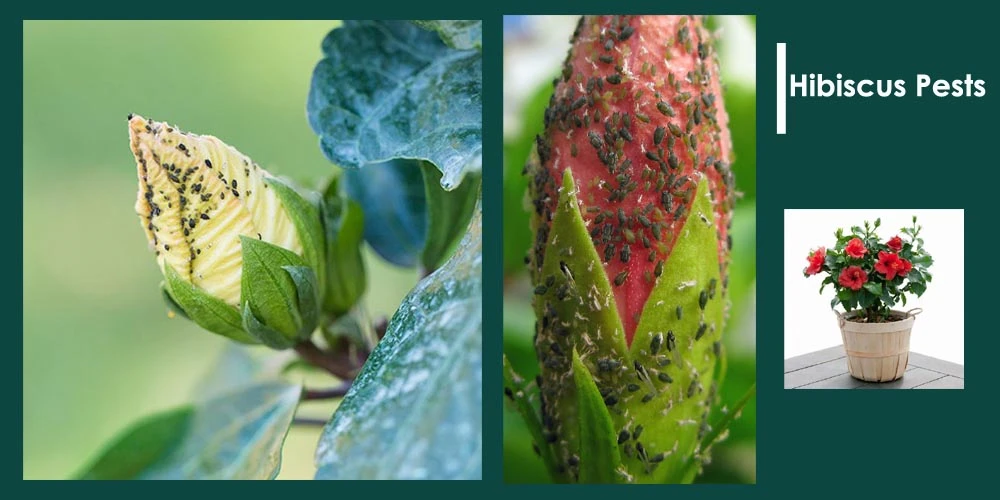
[524,16,734,483]
[130,114,325,349]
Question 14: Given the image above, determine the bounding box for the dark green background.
[759,4,988,490]
[12,0,991,490]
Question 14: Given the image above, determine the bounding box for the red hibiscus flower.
[838,266,868,291]
[887,236,903,252]
[805,247,826,276]
[874,251,911,280]
[845,238,867,259]
[898,257,912,276]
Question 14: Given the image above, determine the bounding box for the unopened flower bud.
[130,114,325,349]
[524,16,734,483]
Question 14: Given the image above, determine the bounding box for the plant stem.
[302,381,353,401]
[419,265,436,279]
[294,339,364,380]
[373,316,389,340]
[292,417,328,427]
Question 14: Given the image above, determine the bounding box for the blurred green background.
[22,21,419,479]
[501,15,757,483]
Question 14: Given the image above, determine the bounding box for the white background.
[784,209,964,364]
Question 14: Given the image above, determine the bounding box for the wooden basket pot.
[836,308,922,382]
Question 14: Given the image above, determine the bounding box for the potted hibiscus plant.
[803,216,933,382]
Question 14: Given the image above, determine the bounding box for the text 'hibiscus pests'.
[804,216,933,323]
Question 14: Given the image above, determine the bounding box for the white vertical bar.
[777,43,786,135]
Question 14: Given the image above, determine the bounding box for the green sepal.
[284,265,320,340]
[266,176,327,300]
[163,264,256,344]
[240,236,309,346]
[537,169,628,355]
[629,176,726,483]
[572,349,622,484]
[241,302,296,350]
[420,161,482,271]
[160,282,189,320]
[320,177,367,315]
[531,169,633,481]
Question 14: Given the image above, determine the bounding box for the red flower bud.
[523,15,735,484]
[527,15,733,346]
[887,235,902,252]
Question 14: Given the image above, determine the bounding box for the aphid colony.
[526,14,734,344]
[130,114,276,286]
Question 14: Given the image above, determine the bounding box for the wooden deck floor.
[784,345,964,389]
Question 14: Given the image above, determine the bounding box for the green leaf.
[909,282,927,297]
[140,382,301,479]
[193,344,268,402]
[79,382,300,479]
[837,289,854,302]
[315,208,482,480]
[240,236,308,343]
[163,264,255,344]
[77,407,192,479]
[420,161,481,271]
[266,176,327,296]
[307,20,482,189]
[411,20,481,50]
[862,282,882,296]
[881,290,895,307]
[572,349,621,484]
[320,178,367,314]
[343,159,426,267]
